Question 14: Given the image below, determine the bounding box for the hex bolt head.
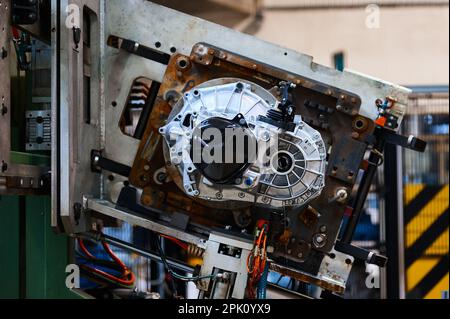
[313,233,327,248]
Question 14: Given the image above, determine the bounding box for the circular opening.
[355,119,365,129]
[345,258,352,265]
[284,52,288,56]
[155,41,161,48]
[111,101,117,107]
[170,46,177,53]
[178,59,188,68]
[329,253,336,259]
[272,151,295,174]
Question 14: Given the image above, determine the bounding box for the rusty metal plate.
[126,43,375,266]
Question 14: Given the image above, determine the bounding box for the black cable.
[154,236,216,282]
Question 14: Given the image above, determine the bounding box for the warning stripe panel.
[405,184,449,299]
[406,256,449,299]
[405,185,449,254]
[406,258,440,291]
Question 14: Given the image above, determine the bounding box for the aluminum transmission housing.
[159,79,327,208]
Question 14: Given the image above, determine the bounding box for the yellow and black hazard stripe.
[404,184,449,299]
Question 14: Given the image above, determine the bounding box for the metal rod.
[341,129,385,244]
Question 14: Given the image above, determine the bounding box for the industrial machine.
[0,0,427,299]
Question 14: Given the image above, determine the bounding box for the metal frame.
[52,0,410,233]
[51,0,414,297]
[0,0,49,196]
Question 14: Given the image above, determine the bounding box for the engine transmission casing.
[160,79,327,208]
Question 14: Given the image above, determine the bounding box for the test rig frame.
[43,0,426,298]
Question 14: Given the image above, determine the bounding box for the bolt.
[320,225,327,233]
[156,172,166,183]
[261,131,271,142]
[244,178,253,187]
[313,233,327,248]
[216,192,223,200]
[336,188,348,202]
[297,252,303,258]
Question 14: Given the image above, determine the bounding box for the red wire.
[12,27,20,40]
[102,241,127,270]
[78,238,96,259]
[160,234,188,250]
[78,238,135,286]
[80,264,135,286]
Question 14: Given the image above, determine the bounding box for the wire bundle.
[155,235,216,282]
[77,238,136,289]
[246,222,269,299]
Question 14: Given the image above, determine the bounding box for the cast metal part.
[160,80,326,208]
